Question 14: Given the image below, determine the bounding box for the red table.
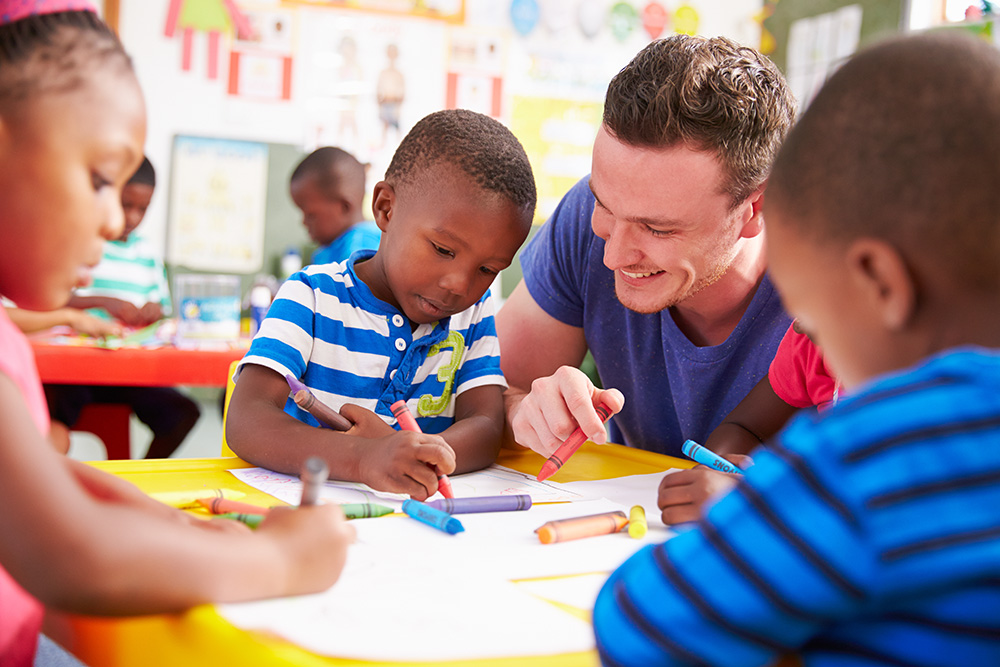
[31,340,247,458]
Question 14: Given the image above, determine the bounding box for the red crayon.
[536,402,613,482]
[390,399,454,499]
[196,497,273,516]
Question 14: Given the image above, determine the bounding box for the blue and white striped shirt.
[238,250,506,434]
[594,347,1000,666]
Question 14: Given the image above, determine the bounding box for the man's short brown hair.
[603,34,795,208]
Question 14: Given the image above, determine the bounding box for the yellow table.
[51,444,691,667]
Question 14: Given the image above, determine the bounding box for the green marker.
[216,512,265,529]
[340,503,394,519]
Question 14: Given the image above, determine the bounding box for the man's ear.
[845,237,916,331]
[738,184,766,239]
[370,181,395,232]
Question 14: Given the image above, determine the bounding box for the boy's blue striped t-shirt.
[238,250,506,433]
[594,347,1000,667]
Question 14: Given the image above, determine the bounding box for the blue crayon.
[681,439,744,475]
[426,494,532,514]
[401,499,465,535]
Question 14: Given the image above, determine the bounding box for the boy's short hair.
[290,146,365,203]
[604,35,795,208]
[767,32,1000,292]
[128,156,156,188]
[384,109,537,218]
[0,10,131,110]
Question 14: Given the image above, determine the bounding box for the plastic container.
[174,274,241,349]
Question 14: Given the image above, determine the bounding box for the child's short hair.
[384,109,537,218]
[0,10,131,110]
[128,156,156,188]
[290,146,365,202]
[603,35,795,208]
[767,32,1000,292]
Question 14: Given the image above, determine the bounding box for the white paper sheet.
[515,572,611,612]
[228,464,586,509]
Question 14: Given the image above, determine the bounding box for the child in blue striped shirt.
[595,32,1000,666]
[228,109,536,500]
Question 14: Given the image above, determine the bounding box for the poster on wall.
[167,135,269,273]
[283,0,465,24]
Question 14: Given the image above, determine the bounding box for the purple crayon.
[285,375,353,432]
[426,495,532,514]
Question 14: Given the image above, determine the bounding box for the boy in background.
[45,157,200,458]
[594,32,1000,665]
[290,146,380,265]
[227,109,536,500]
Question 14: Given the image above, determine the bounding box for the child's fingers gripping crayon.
[537,402,613,482]
[390,399,454,499]
[535,511,628,544]
[627,505,647,539]
[285,375,354,432]
[681,439,744,475]
[299,456,329,507]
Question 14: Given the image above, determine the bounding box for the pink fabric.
[768,323,839,409]
[0,0,97,24]
[0,307,48,665]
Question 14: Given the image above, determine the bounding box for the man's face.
[589,126,754,314]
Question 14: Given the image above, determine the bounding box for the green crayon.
[215,512,265,529]
[340,503,395,519]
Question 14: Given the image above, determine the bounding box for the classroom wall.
[115,0,765,291]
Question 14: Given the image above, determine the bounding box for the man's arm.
[496,281,623,456]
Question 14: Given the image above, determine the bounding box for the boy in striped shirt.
[594,33,1000,666]
[227,110,536,500]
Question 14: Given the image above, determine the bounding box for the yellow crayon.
[150,488,246,510]
[628,505,647,539]
[535,511,628,544]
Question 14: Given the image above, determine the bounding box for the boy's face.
[0,69,146,311]
[766,210,884,390]
[120,182,153,242]
[290,173,351,246]
[362,164,530,325]
[589,126,759,315]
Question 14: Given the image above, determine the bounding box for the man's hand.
[508,365,625,456]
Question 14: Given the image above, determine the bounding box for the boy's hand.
[103,299,144,327]
[256,505,355,595]
[138,302,164,326]
[358,431,456,500]
[509,365,625,456]
[66,309,121,338]
[340,403,395,438]
[657,454,753,525]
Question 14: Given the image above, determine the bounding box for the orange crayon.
[537,402,613,482]
[390,399,454,499]
[197,497,273,516]
[535,511,628,544]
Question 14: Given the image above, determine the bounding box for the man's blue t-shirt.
[311,221,381,265]
[519,177,791,457]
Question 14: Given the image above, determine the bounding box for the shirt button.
[392,314,405,327]
[395,338,406,351]
[389,369,397,379]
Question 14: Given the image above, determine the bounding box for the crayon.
[681,439,743,476]
[627,505,647,539]
[150,488,245,509]
[215,512,265,529]
[197,497,273,516]
[390,399,454,499]
[535,510,628,544]
[537,402,613,482]
[426,494,532,514]
[299,456,329,507]
[401,499,465,535]
[285,374,353,432]
[340,503,395,519]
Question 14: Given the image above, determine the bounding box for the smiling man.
[497,35,796,458]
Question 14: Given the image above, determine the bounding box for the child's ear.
[846,238,916,331]
[371,181,395,232]
[738,184,766,239]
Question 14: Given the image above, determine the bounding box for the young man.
[594,31,1000,666]
[290,146,380,266]
[498,35,796,458]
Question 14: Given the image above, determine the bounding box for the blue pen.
[681,439,743,475]
[401,499,465,535]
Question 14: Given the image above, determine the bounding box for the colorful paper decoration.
[673,4,699,36]
[510,0,539,37]
[577,0,603,39]
[610,2,639,41]
[163,0,254,80]
[642,2,669,40]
